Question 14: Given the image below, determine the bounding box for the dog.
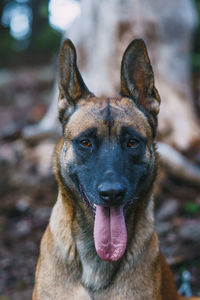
[33,39,200,300]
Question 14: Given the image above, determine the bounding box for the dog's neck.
[50,190,158,291]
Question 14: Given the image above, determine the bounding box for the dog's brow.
[104,98,114,136]
[98,98,115,136]
[121,126,146,141]
[74,127,98,139]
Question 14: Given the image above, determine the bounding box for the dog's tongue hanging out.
[94,205,127,261]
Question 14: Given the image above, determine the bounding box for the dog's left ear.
[120,39,160,116]
[58,39,93,122]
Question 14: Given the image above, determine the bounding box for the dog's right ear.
[58,39,93,122]
[120,39,160,117]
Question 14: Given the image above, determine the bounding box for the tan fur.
[33,39,199,299]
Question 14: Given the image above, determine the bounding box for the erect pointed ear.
[120,39,160,116]
[58,39,94,122]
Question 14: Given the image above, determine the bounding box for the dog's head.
[57,39,160,262]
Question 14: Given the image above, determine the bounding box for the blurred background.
[0,0,200,299]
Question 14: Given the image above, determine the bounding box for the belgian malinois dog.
[33,39,199,300]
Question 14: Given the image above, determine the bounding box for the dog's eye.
[127,138,139,148]
[80,139,92,148]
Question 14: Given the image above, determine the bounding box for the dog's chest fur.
[49,193,160,299]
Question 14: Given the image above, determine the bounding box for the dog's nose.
[97,182,126,203]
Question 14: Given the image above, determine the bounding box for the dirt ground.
[0,67,200,299]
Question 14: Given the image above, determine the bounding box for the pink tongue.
[94,205,127,261]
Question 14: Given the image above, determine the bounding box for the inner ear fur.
[120,39,160,116]
[58,39,93,121]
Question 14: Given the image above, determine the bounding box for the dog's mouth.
[79,183,134,214]
[79,184,135,262]
[79,183,96,213]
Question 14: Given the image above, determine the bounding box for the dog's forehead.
[65,97,151,138]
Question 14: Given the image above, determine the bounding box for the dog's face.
[62,97,152,209]
[57,39,160,262]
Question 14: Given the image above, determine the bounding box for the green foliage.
[0,0,62,66]
[193,0,200,70]
[0,32,15,61]
[183,202,200,215]
[192,53,200,69]
[39,2,49,19]
[31,25,61,55]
